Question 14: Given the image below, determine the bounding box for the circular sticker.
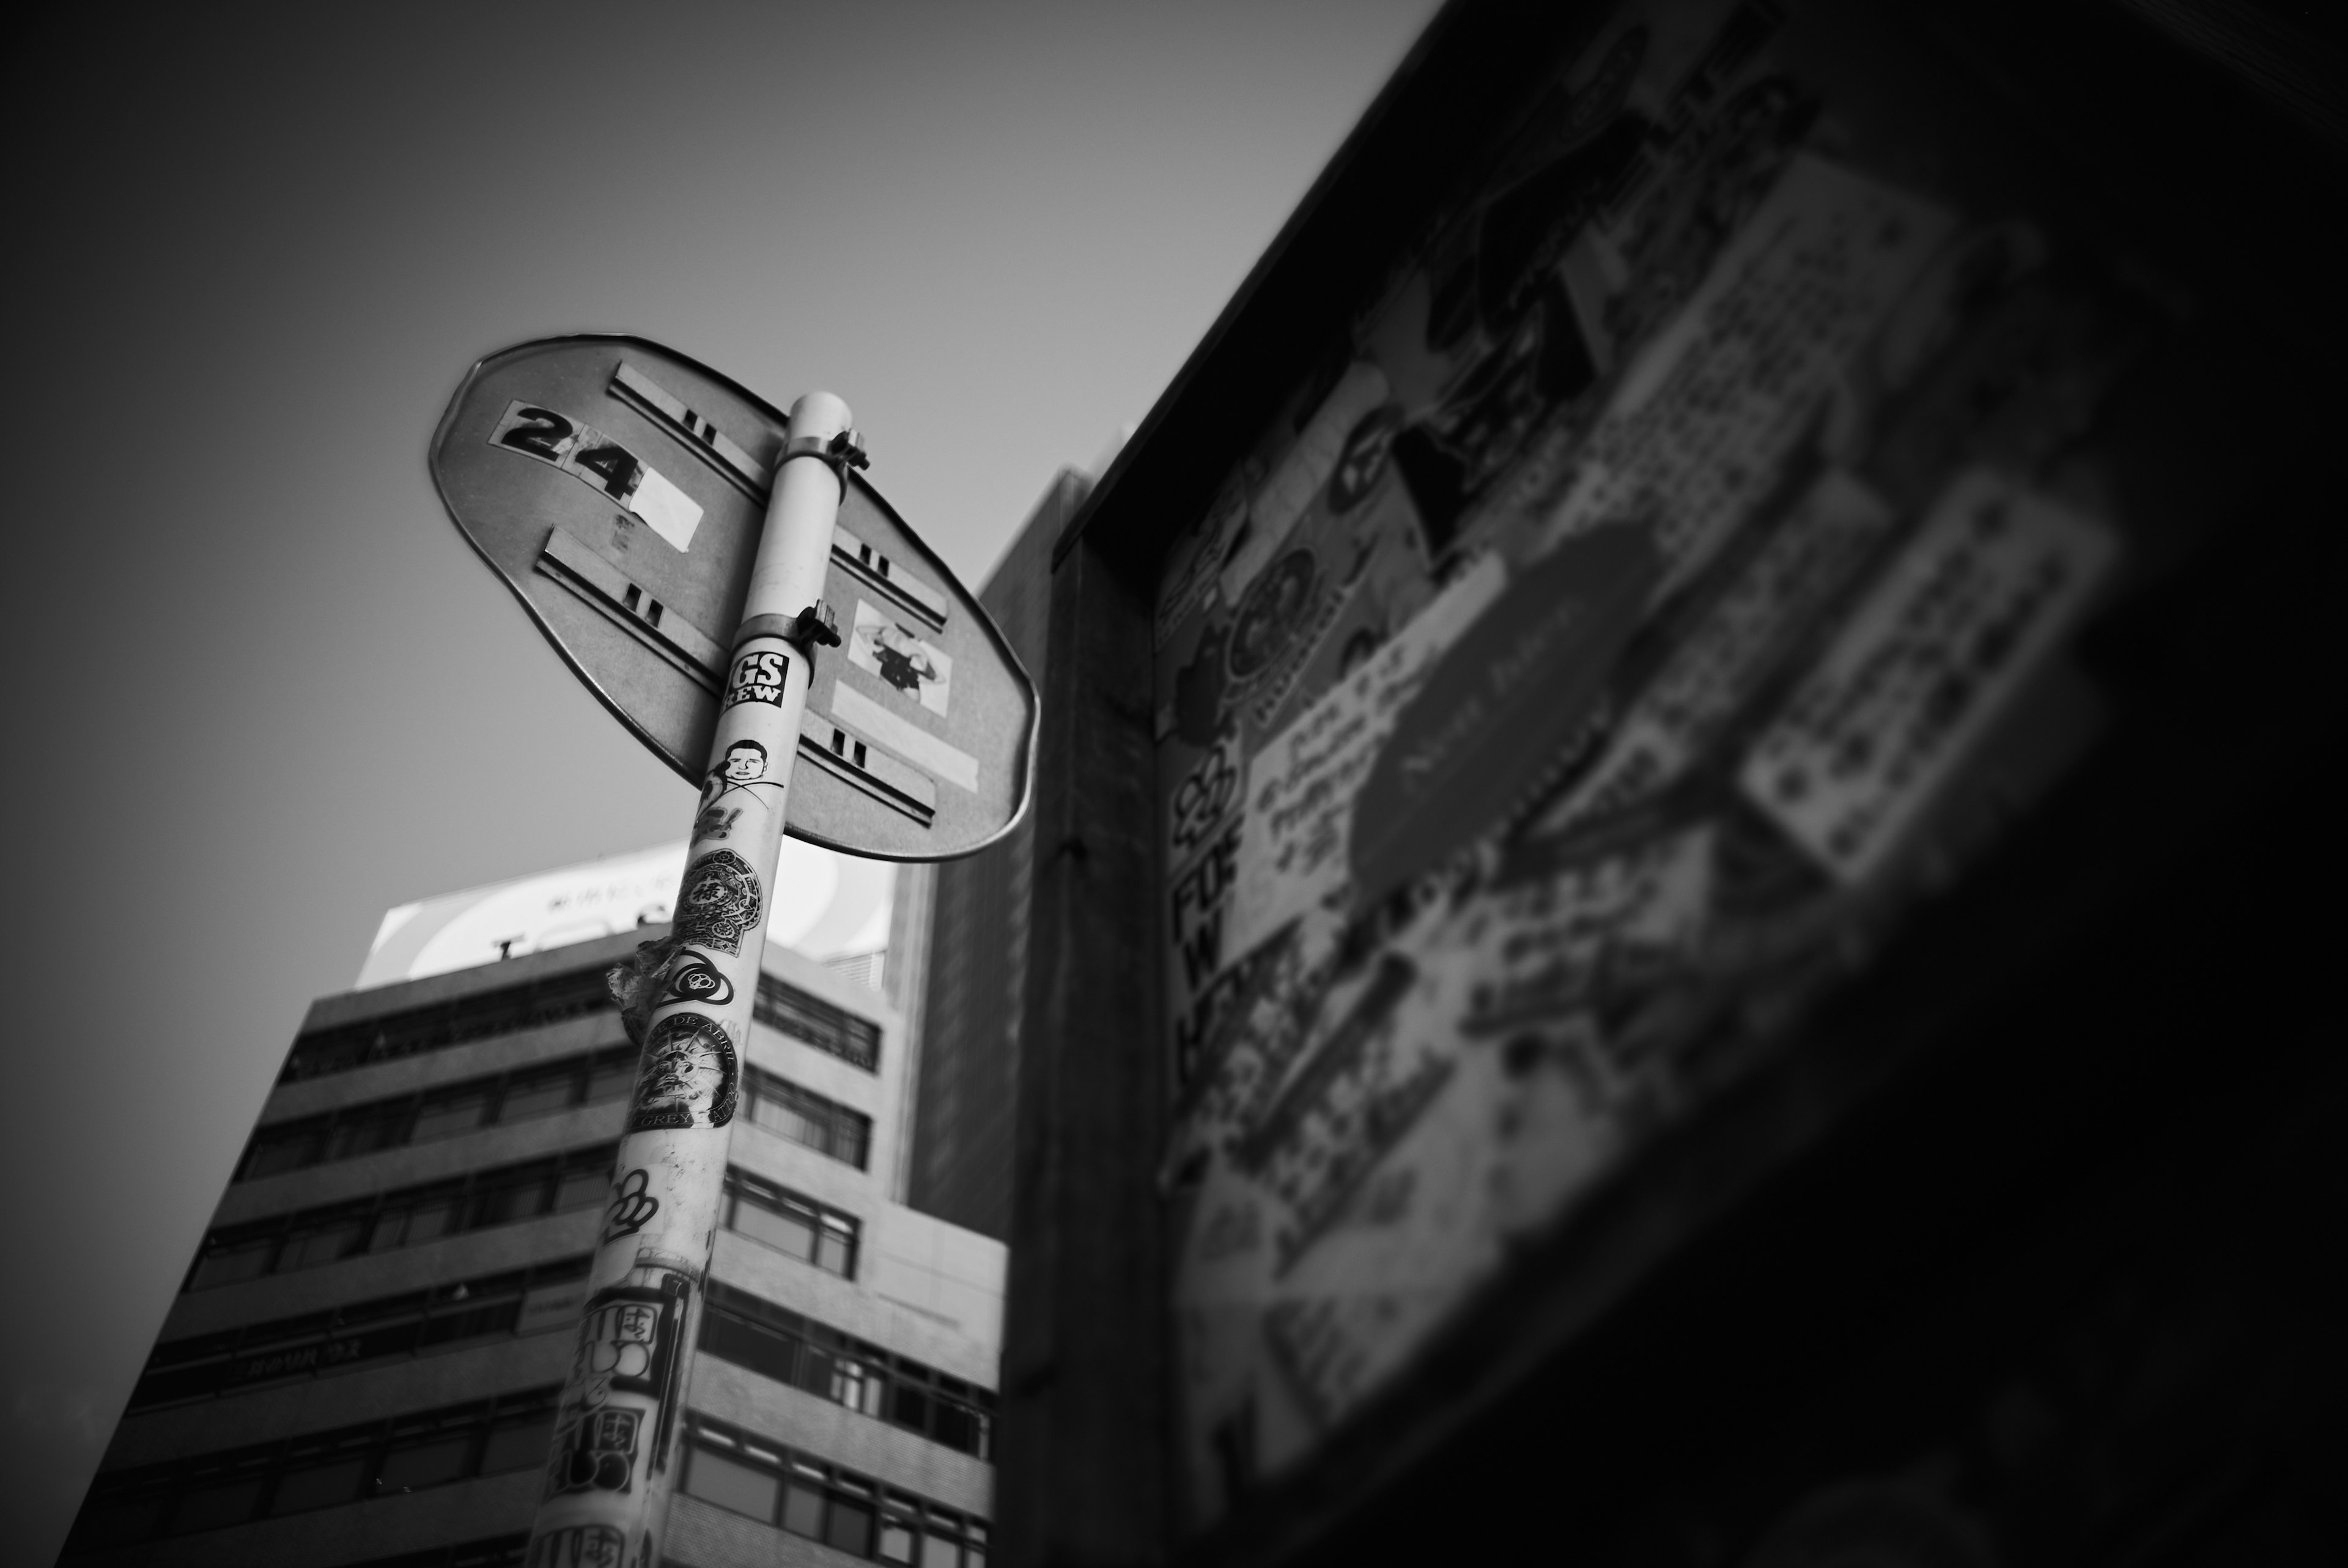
[629,1012,739,1131]
[1227,550,1319,681]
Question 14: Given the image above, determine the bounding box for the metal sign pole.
[524,393,857,1568]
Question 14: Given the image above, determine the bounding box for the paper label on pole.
[847,599,953,716]
[832,683,979,793]
[1739,467,2118,882]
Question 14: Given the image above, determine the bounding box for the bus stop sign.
[430,335,1036,861]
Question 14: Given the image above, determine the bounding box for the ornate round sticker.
[1227,549,1318,680]
[629,1013,739,1131]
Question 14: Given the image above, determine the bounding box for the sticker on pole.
[430,334,1038,861]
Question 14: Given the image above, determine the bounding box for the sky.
[2,2,1439,1553]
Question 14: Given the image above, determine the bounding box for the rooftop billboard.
[356,840,891,988]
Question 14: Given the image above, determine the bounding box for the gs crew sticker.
[725,648,790,709]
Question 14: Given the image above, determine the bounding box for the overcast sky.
[3,2,1438,1552]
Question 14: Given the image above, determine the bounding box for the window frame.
[237,1045,637,1183]
[681,1414,989,1564]
[722,1169,862,1280]
[279,967,615,1082]
[753,974,883,1072]
[66,1388,560,1551]
[188,1147,615,1292]
[696,1282,995,1460]
[744,1065,874,1170]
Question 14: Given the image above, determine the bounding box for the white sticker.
[846,599,952,716]
[628,464,704,552]
[1740,468,2117,883]
[832,683,978,793]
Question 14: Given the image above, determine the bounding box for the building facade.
[68,890,1001,1566]
[897,469,1087,1242]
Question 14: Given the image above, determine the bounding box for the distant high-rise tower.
[897,469,1090,1242]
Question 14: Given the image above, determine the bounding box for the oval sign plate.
[430,334,1037,861]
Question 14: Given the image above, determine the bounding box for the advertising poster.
[1151,0,2150,1528]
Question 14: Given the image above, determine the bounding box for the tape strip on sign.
[610,361,768,500]
[831,683,979,793]
[797,712,939,826]
[833,526,950,629]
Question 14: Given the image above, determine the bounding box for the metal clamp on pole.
[781,427,869,499]
[735,603,841,651]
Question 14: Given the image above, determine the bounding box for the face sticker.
[699,739,783,817]
[628,1012,739,1132]
[674,850,762,955]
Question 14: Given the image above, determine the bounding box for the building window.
[280,967,615,1082]
[64,1390,558,1552]
[754,973,882,1071]
[680,1416,987,1565]
[188,1148,615,1291]
[684,1446,779,1518]
[744,1067,873,1169]
[131,1256,591,1411]
[696,1283,995,1461]
[721,1170,858,1278]
[238,1045,638,1182]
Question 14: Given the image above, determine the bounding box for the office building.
[898,469,1088,1242]
[66,851,1002,1568]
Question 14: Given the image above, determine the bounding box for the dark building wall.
[992,1,2348,1564]
[905,469,1091,1241]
